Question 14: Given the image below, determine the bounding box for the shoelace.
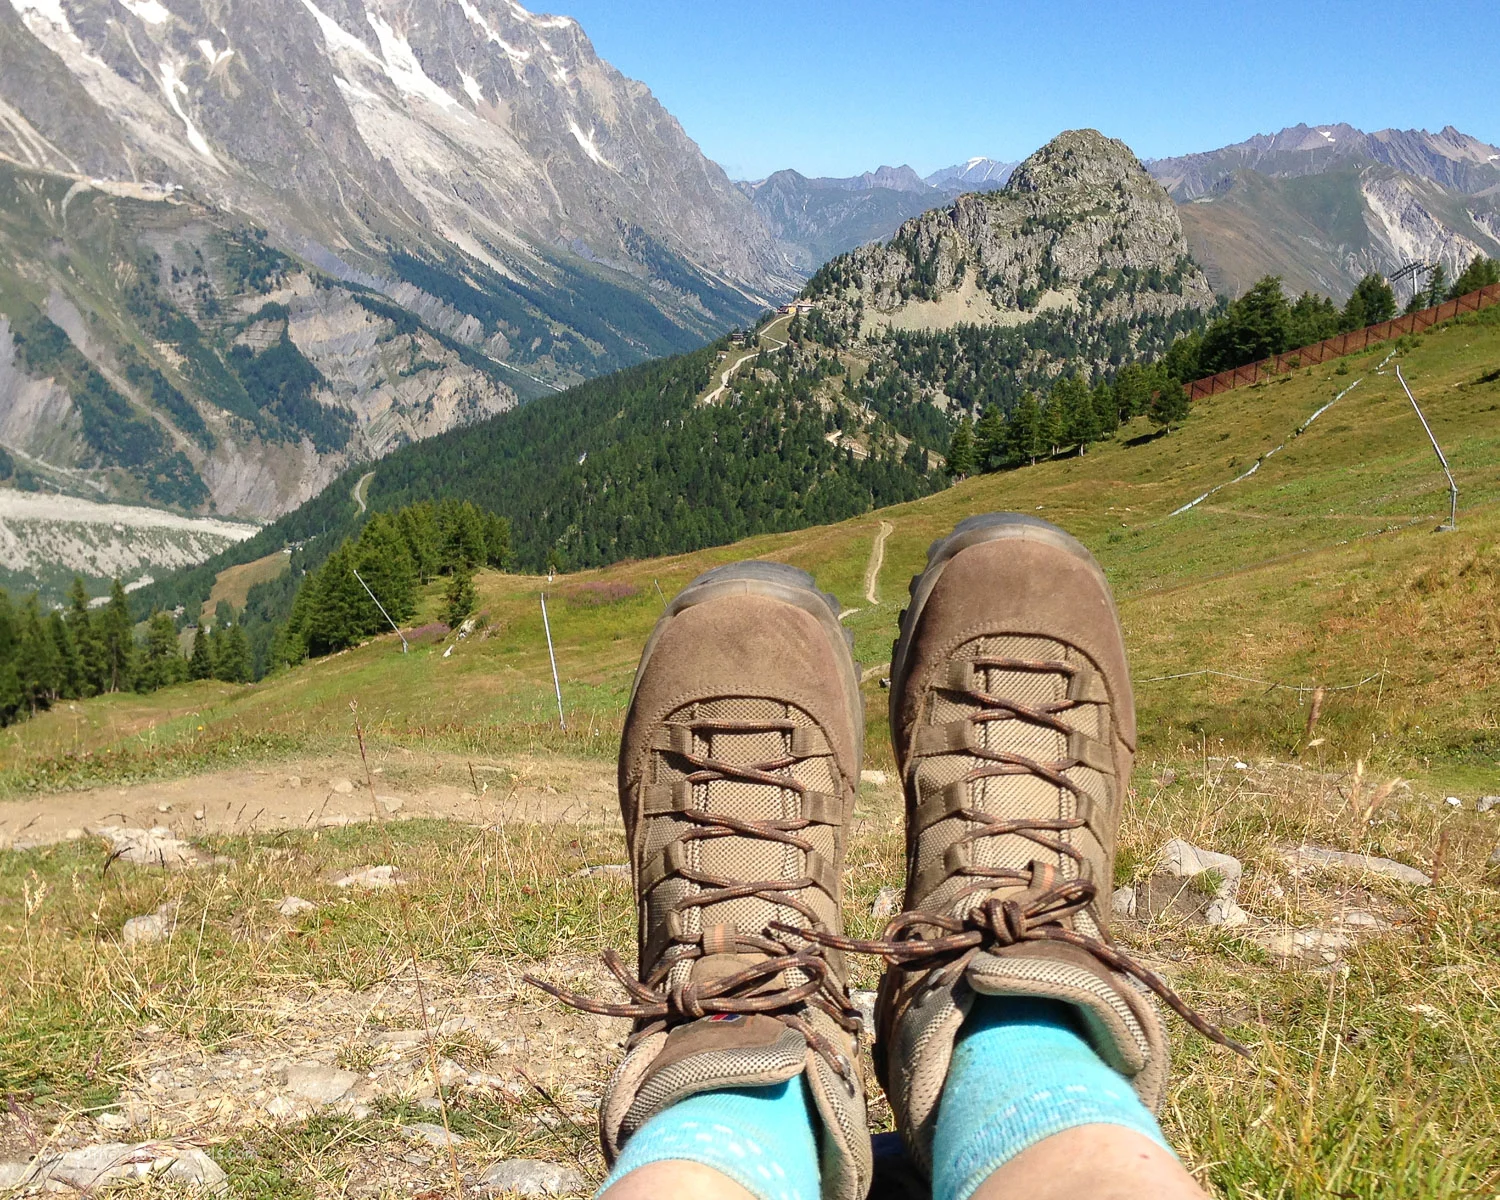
[526,717,860,1078]
[781,654,1251,1059]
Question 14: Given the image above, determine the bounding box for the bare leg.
[970,1124,1208,1200]
[602,1160,758,1200]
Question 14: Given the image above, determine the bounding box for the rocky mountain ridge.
[808,130,1212,345]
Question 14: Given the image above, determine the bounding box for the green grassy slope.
[7,306,1498,796]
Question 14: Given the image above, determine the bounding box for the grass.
[200,551,291,624]
[1,310,1499,1194]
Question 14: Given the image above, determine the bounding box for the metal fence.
[1186,282,1500,401]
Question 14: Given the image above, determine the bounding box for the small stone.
[277,896,316,917]
[333,865,405,889]
[851,989,877,1030]
[478,1159,587,1196]
[435,1057,468,1088]
[416,1096,444,1113]
[193,808,205,821]
[573,863,630,878]
[402,1122,463,1148]
[1204,897,1249,928]
[157,802,173,813]
[1111,886,1137,918]
[377,795,404,814]
[870,886,901,918]
[1489,844,1500,868]
[1156,768,1178,787]
[1257,926,1352,965]
[1160,839,1244,891]
[438,1016,479,1036]
[122,902,178,948]
[64,827,85,840]
[330,778,355,795]
[1233,761,1249,770]
[287,775,302,789]
[860,770,888,787]
[284,1062,360,1105]
[1336,909,1392,930]
[1445,796,1462,808]
[1282,845,1431,887]
[1477,796,1500,814]
[95,1112,131,1133]
[93,825,210,870]
[262,1096,297,1119]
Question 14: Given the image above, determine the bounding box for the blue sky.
[551,1,1500,181]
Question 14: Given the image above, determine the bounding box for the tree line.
[1189,256,1500,379]
[0,579,253,728]
[272,499,511,668]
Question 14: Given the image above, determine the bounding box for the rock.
[1204,897,1249,928]
[1160,839,1243,891]
[93,825,211,869]
[851,989,877,1031]
[1257,927,1352,965]
[156,802,173,813]
[262,1096,298,1119]
[371,1029,427,1047]
[1111,886,1137,917]
[287,775,302,789]
[438,1016,480,1036]
[332,865,405,889]
[123,902,178,948]
[573,864,630,878]
[0,1143,227,1194]
[277,896,316,917]
[860,770,888,787]
[871,886,901,918]
[1283,845,1431,887]
[1154,768,1178,788]
[1335,909,1392,930]
[1445,796,1462,807]
[377,795,405,814]
[1233,761,1249,770]
[1490,844,1500,868]
[193,808,205,821]
[284,1062,360,1105]
[1158,838,1244,925]
[416,1096,444,1113]
[1478,796,1500,814]
[478,1159,587,1196]
[64,827,85,840]
[403,1122,463,1148]
[435,1057,469,1088]
[330,778,355,795]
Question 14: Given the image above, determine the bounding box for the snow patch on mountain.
[158,57,218,163]
[568,119,610,169]
[118,0,171,23]
[197,39,233,69]
[365,12,460,110]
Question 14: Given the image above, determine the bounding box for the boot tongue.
[624,1011,808,1137]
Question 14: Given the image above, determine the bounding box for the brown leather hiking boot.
[844,514,1244,1173]
[529,562,873,1200]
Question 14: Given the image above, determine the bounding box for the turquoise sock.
[931,997,1172,1200]
[602,1077,821,1200]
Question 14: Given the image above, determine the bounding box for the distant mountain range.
[0,0,790,532]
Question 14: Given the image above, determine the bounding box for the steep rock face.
[1149,124,1500,199]
[1175,164,1500,301]
[0,0,792,306]
[828,130,1211,324]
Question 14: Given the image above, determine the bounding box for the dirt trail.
[352,470,375,514]
[863,520,894,605]
[0,750,619,849]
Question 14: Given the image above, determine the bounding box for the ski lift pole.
[352,568,409,653]
[1394,365,1458,530]
[540,592,565,729]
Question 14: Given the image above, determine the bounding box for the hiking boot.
[860,514,1241,1173]
[529,562,873,1200]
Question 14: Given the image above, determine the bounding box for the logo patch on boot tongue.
[708,1013,745,1023]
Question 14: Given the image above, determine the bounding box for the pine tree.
[48,610,82,698]
[1005,393,1044,467]
[1449,255,1499,299]
[1198,275,1293,374]
[1149,379,1191,433]
[945,416,977,478]
[396,502,442,582]
[1341,273,1396,331]
[1054,376,1099,453]
[302,545,365,656]
[215,622,252,683]
[1424,264,1449,309]
[188,624,215,680]
[353,513,417,628]
[16,596,60,714]
[443,567,477,629]
[65,577,104,697]
[973,407,1006,472]
[99,579,135,693]
[483,513,512,569]
[1091,381,1118,435]
[139,611,184,692]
